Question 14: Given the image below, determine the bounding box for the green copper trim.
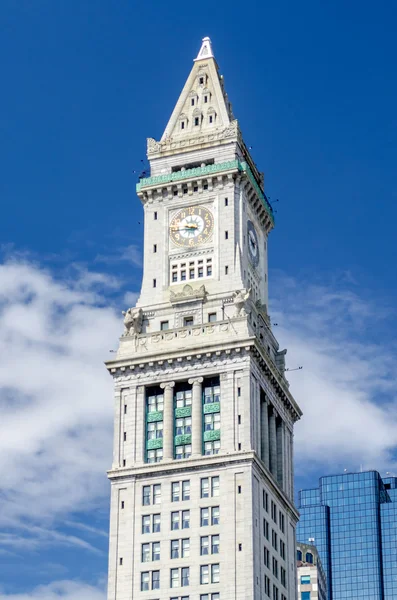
[203,402,220,414]
[238,161,274,224]
[136,160,239,191]
[147,411,163,423]
[136,159,274,225]
[175,406,192,418]
[146,438,163,450]
[203,429,221,442]
[174,434,192,446]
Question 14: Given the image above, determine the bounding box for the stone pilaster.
[276,418,284,489]
[189,376,203,457]
[261,396,270,469]
[160,381,175,461]
[269,407,277,477]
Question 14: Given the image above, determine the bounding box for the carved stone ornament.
[233,288,251,317]
[121,307,143,336]
[170,284,207,304]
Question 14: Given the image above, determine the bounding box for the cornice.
[107,450,299,520]
[136,159,274,228]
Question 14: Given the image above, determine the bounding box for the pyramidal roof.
[161,37,234,142]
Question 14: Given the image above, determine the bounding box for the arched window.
[297,550,302,561]
[305,552,313,564]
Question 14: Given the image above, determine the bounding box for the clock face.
[170,206,214,248]
[247,220,259,267]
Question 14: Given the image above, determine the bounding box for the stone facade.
[297,544,327,600]
[106,37,302,600]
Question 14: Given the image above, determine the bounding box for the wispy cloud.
[0,580,106,600]
[0,259,120,539]
[272,272,397,475]
[95,244,142,267]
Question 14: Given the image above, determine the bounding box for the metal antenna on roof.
[285,366,303,372]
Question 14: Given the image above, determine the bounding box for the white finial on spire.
[194,36,214,62]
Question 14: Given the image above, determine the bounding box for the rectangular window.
[172,272,178,282]
[201,536,209,555]
[175,416,192,435]
[176,390,192,408]
[153,513,161,533]
[281,567,286,587]
[181,270,186,281]
[154,211,157,220]
[142,543,150,563]
[263,491,269,512]
[209,115,213,124]
[195,117,199,126]
[280,540,285,560]
[171,568,179,588]
[211,476,219,497]
[152,542,160,561]
[171,511,180,531]
[204,95,208,103]
[265,575,270,597]
[225,266,229,274]
[212,534,220,554]
[182,510,190,529]
[153,244,157,253]
[200,565,209,585]
[301,593,311,600]
[225,231,228,239]
[204,440,220,455]
[224,197,228,206]
[153,278,157,288]
[191,98,195,106]
[184,316,194,327]
[301,575,311,585]
[204,412,220,431]
[172,482,180,502]
[198,266,204,278]
[264,519,269,540]
[153,484,161,504]
[142,515,150,534]
[264,546,270,568]
[175,444,192,460]
[211,506,220,525]
[182,538,190,558]
[143,486,151,506]
[171,539,179,559]
[189,268,195,279]
[181,566,190,586]
[201,507,209,527]
[207,265,212,276]
[208,312,216,322]
[141,572,149,591]
[211,564,220,583]
[182,480,190,501]
[160,320,169,331]
[271,501,277,523]
[181,121,185,130]
[201,478,209,498]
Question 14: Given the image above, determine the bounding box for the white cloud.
[0,580,106,600]
[272,273,397,475]
[95,244,142,267]
[0,260,120,544]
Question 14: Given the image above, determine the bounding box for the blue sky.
[1,0,397,597]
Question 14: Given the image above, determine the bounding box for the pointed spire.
[159,37,235,143]
[194,37,214,62]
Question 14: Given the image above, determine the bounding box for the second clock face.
[247,220,260,267]
[170,206,214,248]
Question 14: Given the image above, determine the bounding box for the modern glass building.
[297,471,397,600]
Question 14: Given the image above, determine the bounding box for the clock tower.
[106,37,302,600]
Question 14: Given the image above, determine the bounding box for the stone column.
[189,377,204,457]
[276,418,284,489]
[261,397,270,469]
[269,407,277,477]
[160,381,175,461]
